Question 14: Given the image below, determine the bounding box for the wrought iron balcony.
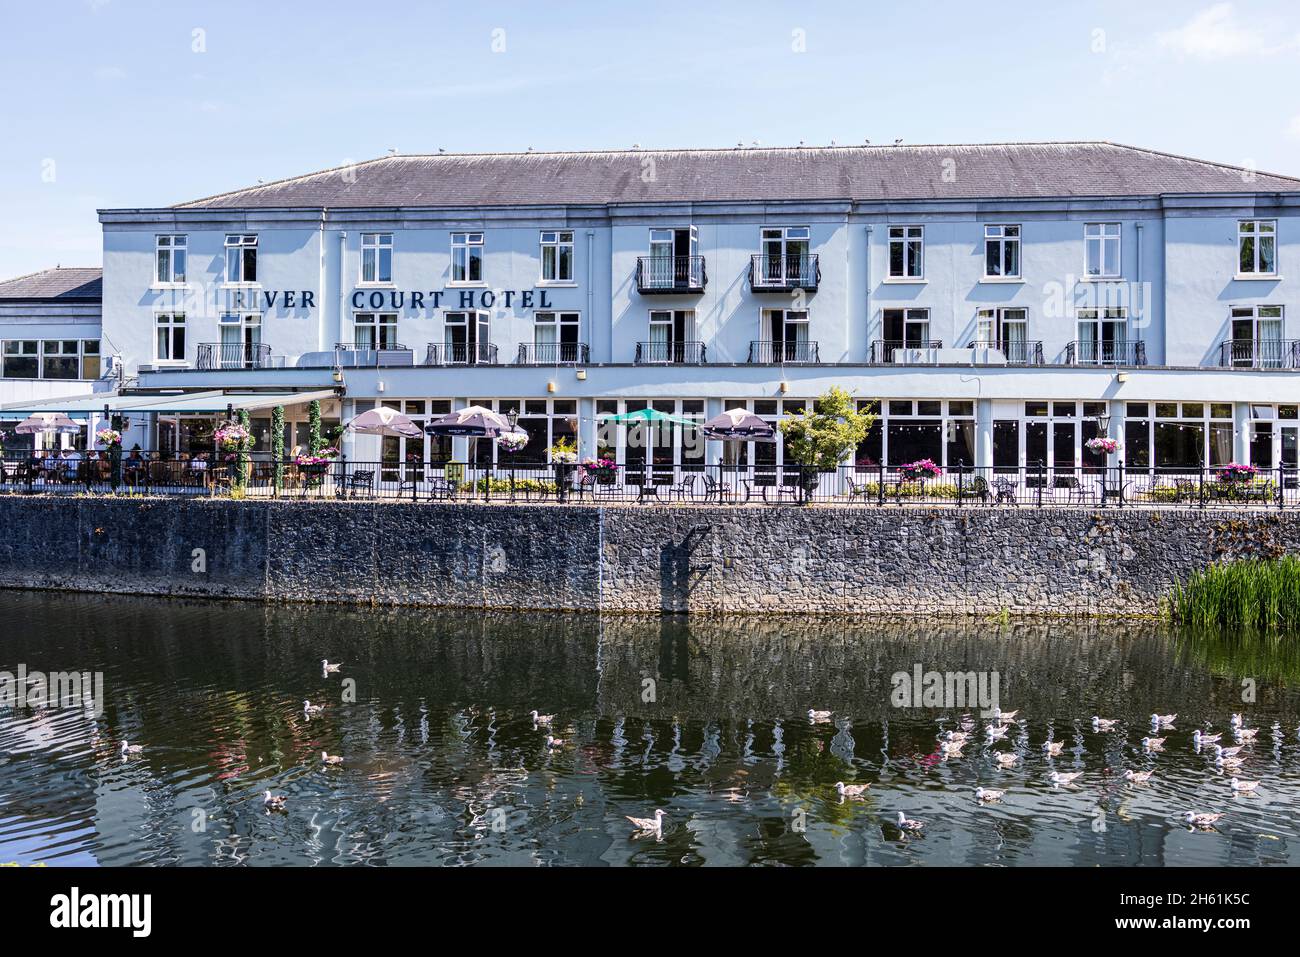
[1063,340,1147,366]
[516,342,590,365]
[428,342,500,365]
[1217,339,1300,368]
[747,340,820,364]
[966,340,1045,365]
[868,339,943,363]
[749,254,820,292]
[196,342,273,370]
[635,255,706,294]
[634,341,707,364]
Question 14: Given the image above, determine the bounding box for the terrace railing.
[516,342,591,365]
[966,340,1045,365]
[868,339,943,363]
[634,341,707,364]
[747,340,820,364]
[1063,340,1147,366]
[196,342,274,370]
[748,254,820,292]
[635,255,707,294]
[1217,339,1300,369]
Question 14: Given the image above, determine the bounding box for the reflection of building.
[4,143,1300,474]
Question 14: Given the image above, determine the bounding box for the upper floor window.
[155,313,186,362]
[1238,220,1277,275]
[451,232,483,283]
[156,235,187,284]
[1084,223,1121,278]
[0,341,92,379]
[540,230,574,282]
[354,312,399,350]
[888,225,924,279]
[225,234,258,283]
[984,224,1021,278]
[361,233,393,284]
[761,226,809,262]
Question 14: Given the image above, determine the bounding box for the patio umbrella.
[598,408,696,427]
[424,405,514,437]
[699,408,777,442]
[346,406,423,438]
[13,412,83,435]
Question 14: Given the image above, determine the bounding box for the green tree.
[778,387,875,496]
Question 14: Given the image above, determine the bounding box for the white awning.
[0,389,340,417]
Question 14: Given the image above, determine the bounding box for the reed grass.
[1170,557,1300,632]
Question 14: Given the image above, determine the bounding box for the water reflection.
[1,592,1298,866]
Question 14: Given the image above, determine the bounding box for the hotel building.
[3,142,1300,479]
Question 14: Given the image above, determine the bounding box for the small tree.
[778,387,875,498]
[307,400,323,453]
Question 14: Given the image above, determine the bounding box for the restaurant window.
[155,313,186,362]
[984,224,1021,278]
[354,313,398,350]
[1123,402,1234,472]
[854,400,883,469]
[41,341,81,380]
[1238,220,1277,275]
[1084,223,1121,278]
[1,340,38,378]
[361,233,393,284]
[156,235,187,284]
[993,420,1020,472]
[451,232,483,283]
[224,234,258,283]
[888,225,924,279]
[540,230,574,282]
[81,340,100,379]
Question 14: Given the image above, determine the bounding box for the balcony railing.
[868,339,943,363]
[635,255,706,294]
[747,340,820,364]
[1217,339,1300,369]
[1064,340,1147,366]
[427,342,500,365]
[196,342,273,370]
[749,254,820,292]
[967,340,1045,365]
[634,341,706,364]
[516,342,590,365]
[333,341,414,368]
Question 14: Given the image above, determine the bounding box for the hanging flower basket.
[581,457,618,483]
[214,423,251,452]
[96,427,122,448]
[497,430,529,453]
[1218,462,1258,483]
[899,458,943,482]
[1085,437,1120,455]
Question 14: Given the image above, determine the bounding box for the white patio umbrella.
[345,406,423,438]
[700,408,777,442]
[13,412,83,435]
[424,405,515,437]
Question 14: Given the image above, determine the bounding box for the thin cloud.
[1157,3,1297,59]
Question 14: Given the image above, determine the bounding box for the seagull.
[808,709,833,723]
[626,809,665,836]
[896,811,925,832]
[1192,730,1221,747]
[321,751,343,766]
[985,724,1010,740]
[1122,769,1154,783]
[1049,771,1083,785]
[1230,713,1244,728]
[1229,777,1260,793]
[263,790,287,811]
[835,781,870,799]
[1151,713,1177,729]
[1091,716,1119,732]
[530,710,555,728]
[941,730,970,745]
[940,741,965,758]
[1042,740,1066,756]
[1214,755,1246,771]
[975,787,1005,802]
[992,752,1019,767]
[1213,744,1244,759]
[303,699,325,716]
[1234,727,1260,741]
[989,709,1020,722]
[1183,811,1224,829]
[321,659,341,675]
[545,734,565,749]
[1142,736,1165,751]
[120,741,143,756]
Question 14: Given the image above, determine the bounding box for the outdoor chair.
[955,474,989,504]
[845,474,873,501]
[763,481,801,504]
[991,476,1018,505]
[426,477,458,501]
[702,474,734,504]
[668,474,697,501]
[1053,475,1094,504]
[339,469,375,500]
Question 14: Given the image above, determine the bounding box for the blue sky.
[1,0,1298,277]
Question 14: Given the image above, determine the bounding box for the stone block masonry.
[0,498,1296,616]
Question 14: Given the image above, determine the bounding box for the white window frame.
[1084,223,1121,278]
[224,234,258,284]
[360,233,393,285]
[1238,220,1278,276]
[154,312,187,363]
[887,225,924,279]
[983,224,1021,279]
[353,312,399,350]
[450,231,484,284]
[1,340,38,379]
[155,234,187,284]
[1076,307,1128,363]
[539,230,575,282]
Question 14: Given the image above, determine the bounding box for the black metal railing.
[967,340,1044,365]
[1063,340,1147,366]
[635,255,707,293]
[1217,339,1300,369]
[748,254,820,292]
[868,339,943,363]
[747,340,820,364]
[634,341,707,364]
[196,342,273,370]
[433,342,500,365]
[516,342,590,364]
[6,453,1297,510]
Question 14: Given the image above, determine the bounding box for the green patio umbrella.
[598,408,696,427]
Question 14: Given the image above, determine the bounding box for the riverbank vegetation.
[1170,557,1300,631]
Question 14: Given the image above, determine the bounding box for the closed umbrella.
[346,406,423,438]
[424,405,514,437]
[700,408,777,442]
[14,412,83,435]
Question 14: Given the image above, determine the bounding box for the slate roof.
[0,267,102,301]
[171,142,1300,210]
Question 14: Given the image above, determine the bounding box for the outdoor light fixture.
[506,407,519,429]
[779,380,789,394]
[1116,372,1129,383]
[332,369,343,383]
[1094,411,1111,434]
[547,381,557,393]
[575,369,587,380]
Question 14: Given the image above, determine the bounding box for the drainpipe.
[318,211,327,352]
[863,224,873,360]
[1134,222,1144,330]
[337,229,348,352]
[586,229,595,360]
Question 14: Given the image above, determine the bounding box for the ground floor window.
[1123,402,1234,472]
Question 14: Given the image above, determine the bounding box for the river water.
[1,591,1298,866]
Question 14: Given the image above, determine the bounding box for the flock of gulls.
[111,660,1283,840]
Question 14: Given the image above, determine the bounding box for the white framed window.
[533,310,581,361]
[1084,223,1121,278]
[983,224,1021,278]
[354,312,399,350]
[1,340,38,379]
[81,340,101,379]
[975,307,1031,361]
[1228,304,1285,367]
[218,312,262,368]
[224,234,258,283]
[450,232,483,283]
[1076,307,1128,363]
[540,230,574,282]
[361,233,393,284]
[1238,220,1277,275]
[41,340,83,380]
[888,225,924,278]
[155,235,187,284]
[444,309,492,363]
[155,313,186,362]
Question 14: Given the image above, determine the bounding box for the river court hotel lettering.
[221,287,556,315]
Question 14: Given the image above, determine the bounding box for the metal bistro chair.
[955,473,990,505]
[845,473,874,502]
[991,476,1019,505]
[669,473,698,502]
[338,468,375,500]
[702,473,734,504]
